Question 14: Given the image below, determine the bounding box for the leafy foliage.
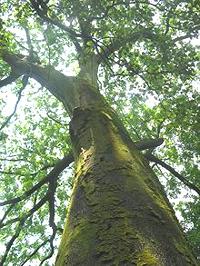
[0,0,199,264]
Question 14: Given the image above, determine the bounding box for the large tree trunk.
[1,51,197,265]
[55,80,197,266]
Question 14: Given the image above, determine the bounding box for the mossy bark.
[1,48,197,266]
[55,80,197,266]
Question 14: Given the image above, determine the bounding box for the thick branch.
[1,51,76,112]
[145,153,200,196]
[0,72,21,88]
[134,138,164,150]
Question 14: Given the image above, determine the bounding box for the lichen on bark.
[55,100,198,265]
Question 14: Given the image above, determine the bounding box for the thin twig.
[0,204,14,226]
[20,239,49,266]
[0,75,29,131]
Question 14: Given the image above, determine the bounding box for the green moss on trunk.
[55,85,197,266]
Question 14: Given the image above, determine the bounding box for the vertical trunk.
[55,80,197,265]
[2,51,197,265]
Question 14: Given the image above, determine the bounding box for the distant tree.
[0,0,199,265]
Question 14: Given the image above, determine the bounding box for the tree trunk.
[1,51,197,265]
[55,80,197,266]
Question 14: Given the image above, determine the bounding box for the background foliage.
[0,0,199,265]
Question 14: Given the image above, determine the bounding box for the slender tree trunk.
[55,80,197,266]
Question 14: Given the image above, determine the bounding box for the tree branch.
[145,153,200,196]
[0,72,21,88]
[0,204,14,226]
[24,27,34,58]
[0,140,160,208]
[0,152,73,207]
[98,28,156,61]
[1,51,77,112]
[46,111,64,126]
[134,138,164,150]
[20,239,49,266]
[0,195,48,265]
[0,219,25,265]
[0,137,159,210]
[0,75,29,131]
[164,1,180,36]
[39,227,56,266]
[48,172,57,230]
[30,0,81,37]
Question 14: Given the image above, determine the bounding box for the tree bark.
[1,51,197,265]
[55,80,197,265]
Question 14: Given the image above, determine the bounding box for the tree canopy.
[0,0,199,265]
